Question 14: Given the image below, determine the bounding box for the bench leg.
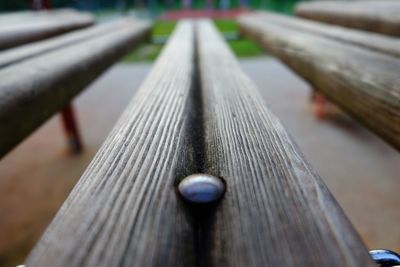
[61,104,83,154]
[310,88,317,102]
[312,91,327,120]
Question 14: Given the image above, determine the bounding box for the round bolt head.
[369,249,400,266]
[178,174,225,203]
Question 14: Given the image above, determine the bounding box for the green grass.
[228,39,263,57]
[214,19,264,57]
[214,19,238,33]
[152,20,177,37]
[122,43,164,62]
[122,21,176,63]
[122,19,263,63]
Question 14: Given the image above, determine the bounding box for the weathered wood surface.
[0,9,76,25]
[0,20,150,158]
[0,19,136,68]
[245,11,400,58]
[198,20,374,267]
[0,8,76,23]
[26,21,197,267]
[238,18,400,150]
[26,19,374,266]
[295,0,400,37]
[0,9,94,50]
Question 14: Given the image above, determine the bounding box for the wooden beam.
[197,19,374,266]
[0,19,135,68]
[238,17,400,150]
[26,21,197,267]
[0,9,94,50]
[295,0,400,37]
[0,20,150,158]
[250,11,400,58]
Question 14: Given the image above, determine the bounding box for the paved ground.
[0,58,398,266]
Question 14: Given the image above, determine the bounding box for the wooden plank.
[0,19,137,68]
[238,18,400,150]
[247,11,400,58]
[197,19,374,266]
[0,8,80,26]
[26,21,196,267]
[0,20,150,158]
[295,0,400,37]
[0,9,94,50]
[0,9,78,24]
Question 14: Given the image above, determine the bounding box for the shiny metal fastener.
[178,174,225,203]
[370,249,400,267]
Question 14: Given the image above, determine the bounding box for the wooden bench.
[0,19,138,68]
[295,0,400,37]
[25,20,374,267]
[0,9,94,50]
[249,11,400,58]
[238,12,400,150]
[0,19,150,158]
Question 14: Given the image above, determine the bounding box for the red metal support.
[31,0,83,154]
[60,104,83,154]
[313,91,328,120]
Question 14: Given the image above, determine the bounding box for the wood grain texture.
[295,0,400,37]
[0,20,150,158]
[0,9,94,50]
[25,19,378,266]
[197,20,374,267]
[26,21,197,267]
[245,11,400,58]
[0,19,136,68]
[238,18,400,150]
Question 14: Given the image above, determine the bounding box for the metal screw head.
[178,174,225,203]
[369,249,400,267]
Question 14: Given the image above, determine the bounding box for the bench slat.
[250,11,400,58]
[0,9,78,23]
[295,0,400,37]
[0,9,94,50]
[26,21,196,267]
[238,17,400,150]
[26,19,378,265]
[0,19,136,68]
[198,19,374,267]
[0,20,150,158]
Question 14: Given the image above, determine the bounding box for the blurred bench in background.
[24,19,375,267]
[0,17,151,158]
[0,9,94,50]
[238,11,400,150]
[295,0,400,37]
[0,19,141,68]
[245,11,400,58]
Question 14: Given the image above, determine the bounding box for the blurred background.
[0,0,299,14]
[0,0,399,266]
